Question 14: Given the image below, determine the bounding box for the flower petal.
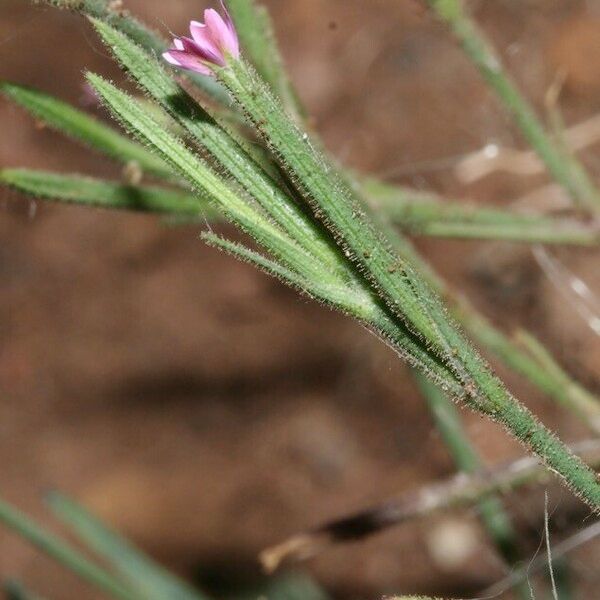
[218,0,240,57]
[162,50,182,66]
[162,49,213,76]
[205,7,239,58]
[179,35,224,66]
[189,19,220,57]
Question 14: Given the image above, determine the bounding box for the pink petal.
[219,0,240,54]
[189,20,220,57]
[204,7,239,58]
[162,51,182,66]
[162,49,213,76]
[180,35,224,65]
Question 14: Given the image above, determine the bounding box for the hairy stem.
[217,58,600,510]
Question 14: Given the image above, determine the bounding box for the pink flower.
[162,1,239,76]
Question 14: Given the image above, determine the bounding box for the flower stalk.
[213,56,600,510]
[34,1,600,435]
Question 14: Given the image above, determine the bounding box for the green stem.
[416,375,529,599]
[218,58,600,511]
[371,206,600,437]
[0,498,137,600]
[426,0,600,212]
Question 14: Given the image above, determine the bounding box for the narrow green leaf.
[47,493,208,600]
[0,169,217,218]
[4,581,48,600]
[227,0,302,118]
[1,82,171,179]
[366,180,600,246]
[0,497,137,600]
[426,0,600,212]
[86,73,346,295]
[90,19,345,277]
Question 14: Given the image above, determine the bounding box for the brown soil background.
[1,0,600,598]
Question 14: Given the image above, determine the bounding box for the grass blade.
[47,493,208,600]
[366,180,600,246]
[0,497,137,600]
[0,168,216,218]
[426,0,600,212]
[1,82,171,179]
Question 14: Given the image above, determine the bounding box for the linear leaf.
[0,82,171,179]
[4,581,48,600]
[90,19,345,276]
[227,0,302,118]
[365,180,600,246]
[0,496,137,600]
[0,169,217,218]
[47,493,208,600]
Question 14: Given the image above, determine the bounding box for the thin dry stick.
[544,492,559,600]
[455,112,600,184]
[481,518,600,598]
[260,440,600,571]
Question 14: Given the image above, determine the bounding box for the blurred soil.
[1,0,600,598]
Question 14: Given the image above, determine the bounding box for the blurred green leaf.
[47,493,209,600]
[4,581,48,600]
[0,82,171,179]
[365,179,600,246]
[0,497,137,600]
[228,572,330,600]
